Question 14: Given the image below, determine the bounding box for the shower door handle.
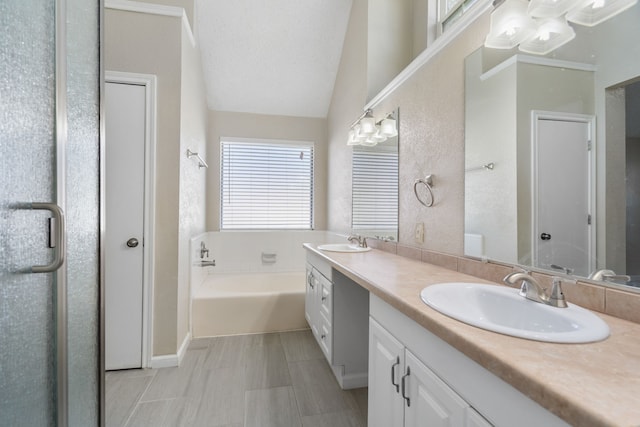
[23,202,66,273]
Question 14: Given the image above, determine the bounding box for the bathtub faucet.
[347,234,368,248]
[200,241,209,259]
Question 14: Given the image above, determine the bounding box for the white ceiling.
[195,0,353,118]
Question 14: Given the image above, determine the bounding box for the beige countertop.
[304,244,640,427]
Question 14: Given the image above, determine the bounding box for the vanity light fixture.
[485,0,637,54]
[518,16,576,55]
[347,109,398,146]
[566,0,638,26]
[484,0,536,49]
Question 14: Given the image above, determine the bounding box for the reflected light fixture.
[485,0,637,54]
[347,110,398,146]
[566,0,638,26]
[519,16,576,55]
[485,0,536,49]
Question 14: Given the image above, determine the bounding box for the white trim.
[105,71,157,369]
[105,0,196,48]
[480,54,597,81]
[149,332,191,369]
[531,111,596,274]
[365,0,493,110]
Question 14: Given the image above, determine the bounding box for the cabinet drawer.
[318,275,332,322]
[318,313,332,362]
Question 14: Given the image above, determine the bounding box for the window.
[439,0,481,34]
[352,147,399,235]
[220,139,314,230]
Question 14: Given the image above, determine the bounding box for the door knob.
[126,238,139,248]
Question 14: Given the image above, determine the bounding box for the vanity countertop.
[304,244,640,427]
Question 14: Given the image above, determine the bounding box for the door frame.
[104,71,157,368]
[531,110,596,274]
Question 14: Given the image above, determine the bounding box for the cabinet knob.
[321,334,326,340]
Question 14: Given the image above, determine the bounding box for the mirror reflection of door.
[532,112,595,277]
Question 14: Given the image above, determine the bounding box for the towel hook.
[414,175,435,207]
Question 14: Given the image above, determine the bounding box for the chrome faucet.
[200,241,209,259]
[503,272,568,308]
[347,234,368,248]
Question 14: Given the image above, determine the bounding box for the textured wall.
[328,0,490,255]
[177,22,208,351]
[106,9,182,356]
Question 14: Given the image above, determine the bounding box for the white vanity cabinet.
[369,318,492,427]
[305,250,369,389]
[369,294,570,427]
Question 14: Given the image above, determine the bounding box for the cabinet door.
[305,266,318,338]
[369,318,405,427]
[465,408,493,427]
[404,350,468,427]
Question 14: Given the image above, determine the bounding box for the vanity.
[304,243,640,427]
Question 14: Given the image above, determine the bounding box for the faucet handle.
[548,277,568,308]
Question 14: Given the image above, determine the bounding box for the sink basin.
[317,243,371,253]
[420,282,609,343]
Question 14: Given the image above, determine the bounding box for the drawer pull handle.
[391,356,400,393]
[401,366,411,407]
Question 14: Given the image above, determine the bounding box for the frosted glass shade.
[380,117,398,137]
[358,115,377,136]
[519,17,576,55]
[528,0,584,18]
[485,0,537,49]
[566,0,637,26]
[347,129,359,145]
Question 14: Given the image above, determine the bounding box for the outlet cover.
[415,223,424,243]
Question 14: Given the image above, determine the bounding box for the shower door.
[0,1,100,426]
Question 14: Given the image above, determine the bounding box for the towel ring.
[414,175,434,207]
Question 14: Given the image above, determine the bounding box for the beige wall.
[177,23,208,350]
[206,111,328,231]
[106,8,206,357]
[329,0,489,254]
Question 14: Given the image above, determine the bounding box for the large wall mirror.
[352,109,399,241]
[464,2,640,290]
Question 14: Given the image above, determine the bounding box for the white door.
[105,82,146,370]
[533,114,594,277]
[369,318,405,427]
[404,350,468,427]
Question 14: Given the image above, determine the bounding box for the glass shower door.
[1,0,100,425]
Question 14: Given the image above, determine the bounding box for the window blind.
[221,140,314,229]
[352,149,399,231]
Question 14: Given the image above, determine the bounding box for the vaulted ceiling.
[195,0,353,118]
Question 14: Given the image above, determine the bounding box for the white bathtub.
[192,271,308,337]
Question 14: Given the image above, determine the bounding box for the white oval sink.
[420,282,609,343]
[317,243,371,253]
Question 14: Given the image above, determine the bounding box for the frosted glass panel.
[66,0,101,424]
[0,1,57,426]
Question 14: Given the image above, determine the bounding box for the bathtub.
[192,271,308,337]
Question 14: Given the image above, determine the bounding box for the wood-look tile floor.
[106,330,368,427]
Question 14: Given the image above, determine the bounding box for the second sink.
[317,243,371,253]
[420,282,610,343]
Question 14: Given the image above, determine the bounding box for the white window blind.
[352,149,399,232]
[221,139,314,230]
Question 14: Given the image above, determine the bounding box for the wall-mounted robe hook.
[414,174,435,207]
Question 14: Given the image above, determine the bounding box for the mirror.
[352,110,399,241]
[464,2,640,289]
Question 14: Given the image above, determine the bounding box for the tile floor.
[105,330,368,427]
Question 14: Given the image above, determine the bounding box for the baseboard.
[330,364,368,390]
[149,332,191,369]
[339,371,368,389]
